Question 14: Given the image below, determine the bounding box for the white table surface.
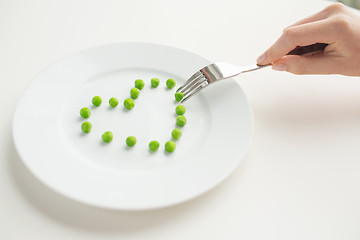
[1,0,360,239]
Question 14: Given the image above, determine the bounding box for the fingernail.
[272,63,287,71]
[256,53,266,64]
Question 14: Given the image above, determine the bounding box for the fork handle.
[255,43,328,69]
[287,43,328,56]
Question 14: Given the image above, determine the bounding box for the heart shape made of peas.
[79,78,186,153]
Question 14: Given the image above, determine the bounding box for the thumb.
[272,54,342,75]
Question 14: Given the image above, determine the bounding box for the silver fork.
[176,43,328,103]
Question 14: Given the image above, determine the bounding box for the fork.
[176,43,328,103]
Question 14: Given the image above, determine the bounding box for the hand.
[256,3,360,76]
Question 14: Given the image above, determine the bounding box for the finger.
[284,2,345,29]
[257,19,336,65]
[272,54,342,75]
[285,8,329,30]
[287,2,349,29]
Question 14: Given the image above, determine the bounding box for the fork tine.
[179,73,207,96]
[181,74,207,96]
[180,80,209,103]
[176,71,202,93]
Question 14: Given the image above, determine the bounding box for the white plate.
[13,43,253,210]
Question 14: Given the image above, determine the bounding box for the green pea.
[175,105,186,115]
[166,78,176,89]
[124,98,135,110]
[102,131,113,143]
[109,97,119,108]
[151,78,160,88]
[135,79,145,90]
[81,121,92,133]
[92,96,102,107]
[126,136,137,147]
[176,115,187,127]
[130,88,140,99]
[171,128,182,140]
[174,92,184,102]
[80,107,91,118]
[149,140,160,152]
[165,141,176,152]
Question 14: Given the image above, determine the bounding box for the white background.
[1,0,360,239]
